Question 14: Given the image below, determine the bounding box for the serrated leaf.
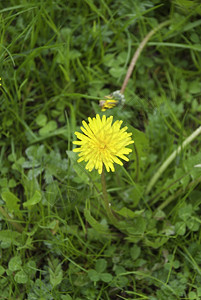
[48,258,63,287]
[1,191,22,217]
[22,160,40,169]
[25,145,38,160]
[67,150,89,184]
[0,230,21,246]
[115,207,144,219]
[49,266,63,287]
[145,237,168,249]
[84,208,111,237]
[27,167,43,180]
[126,216,146,235]
[23,190,42,208]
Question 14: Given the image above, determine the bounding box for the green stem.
[157,175,201,211]
[146,125,201,195]
[0,206,24,233]
[134,143,140,182]
[101,169,118,225]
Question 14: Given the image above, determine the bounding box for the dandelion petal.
[73,114,134,174]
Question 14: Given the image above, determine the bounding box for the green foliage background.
[1,0,201,299]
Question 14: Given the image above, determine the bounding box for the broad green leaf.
[0,266,5,276]
[61,296,73,300]
[175,221,186,235]
[175,0,198,9]
[173,260,180,269]
[39,120,57,136]
[23,190,42,207]
[187,218,200,232]
[0,178,7,187]
[35,114,47,127]
[178,204,192,221]
[189,81,201,94]
[109,67,126,78]
[197,287,201,297]
[8,179,17,188]
[12,157,26,171]
[116,276,129,287]
[116,51,128,65]
[8,256,22,272]
[188,291,197,299]
[154,210,166,220]
[24,260,37,277]
[1,241,11,249]
[102,53,115,67]
[114,265,126,275]
[95,259,107,273]
[1,191,22,218]
[69,49,81,60]
[88,269,99,282]
[130,245,141,260]
[14,270,28,284]
[100,272,113,282]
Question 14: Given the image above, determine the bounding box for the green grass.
[1,0,201,299]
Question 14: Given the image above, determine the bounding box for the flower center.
[99,143,107,151]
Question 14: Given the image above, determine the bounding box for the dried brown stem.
[120,20,171,94]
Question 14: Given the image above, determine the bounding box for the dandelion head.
[73,114,134,174]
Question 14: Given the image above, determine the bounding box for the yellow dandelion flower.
[99,99,118,111]
[73,114,134,174]
[99,90,125,111]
